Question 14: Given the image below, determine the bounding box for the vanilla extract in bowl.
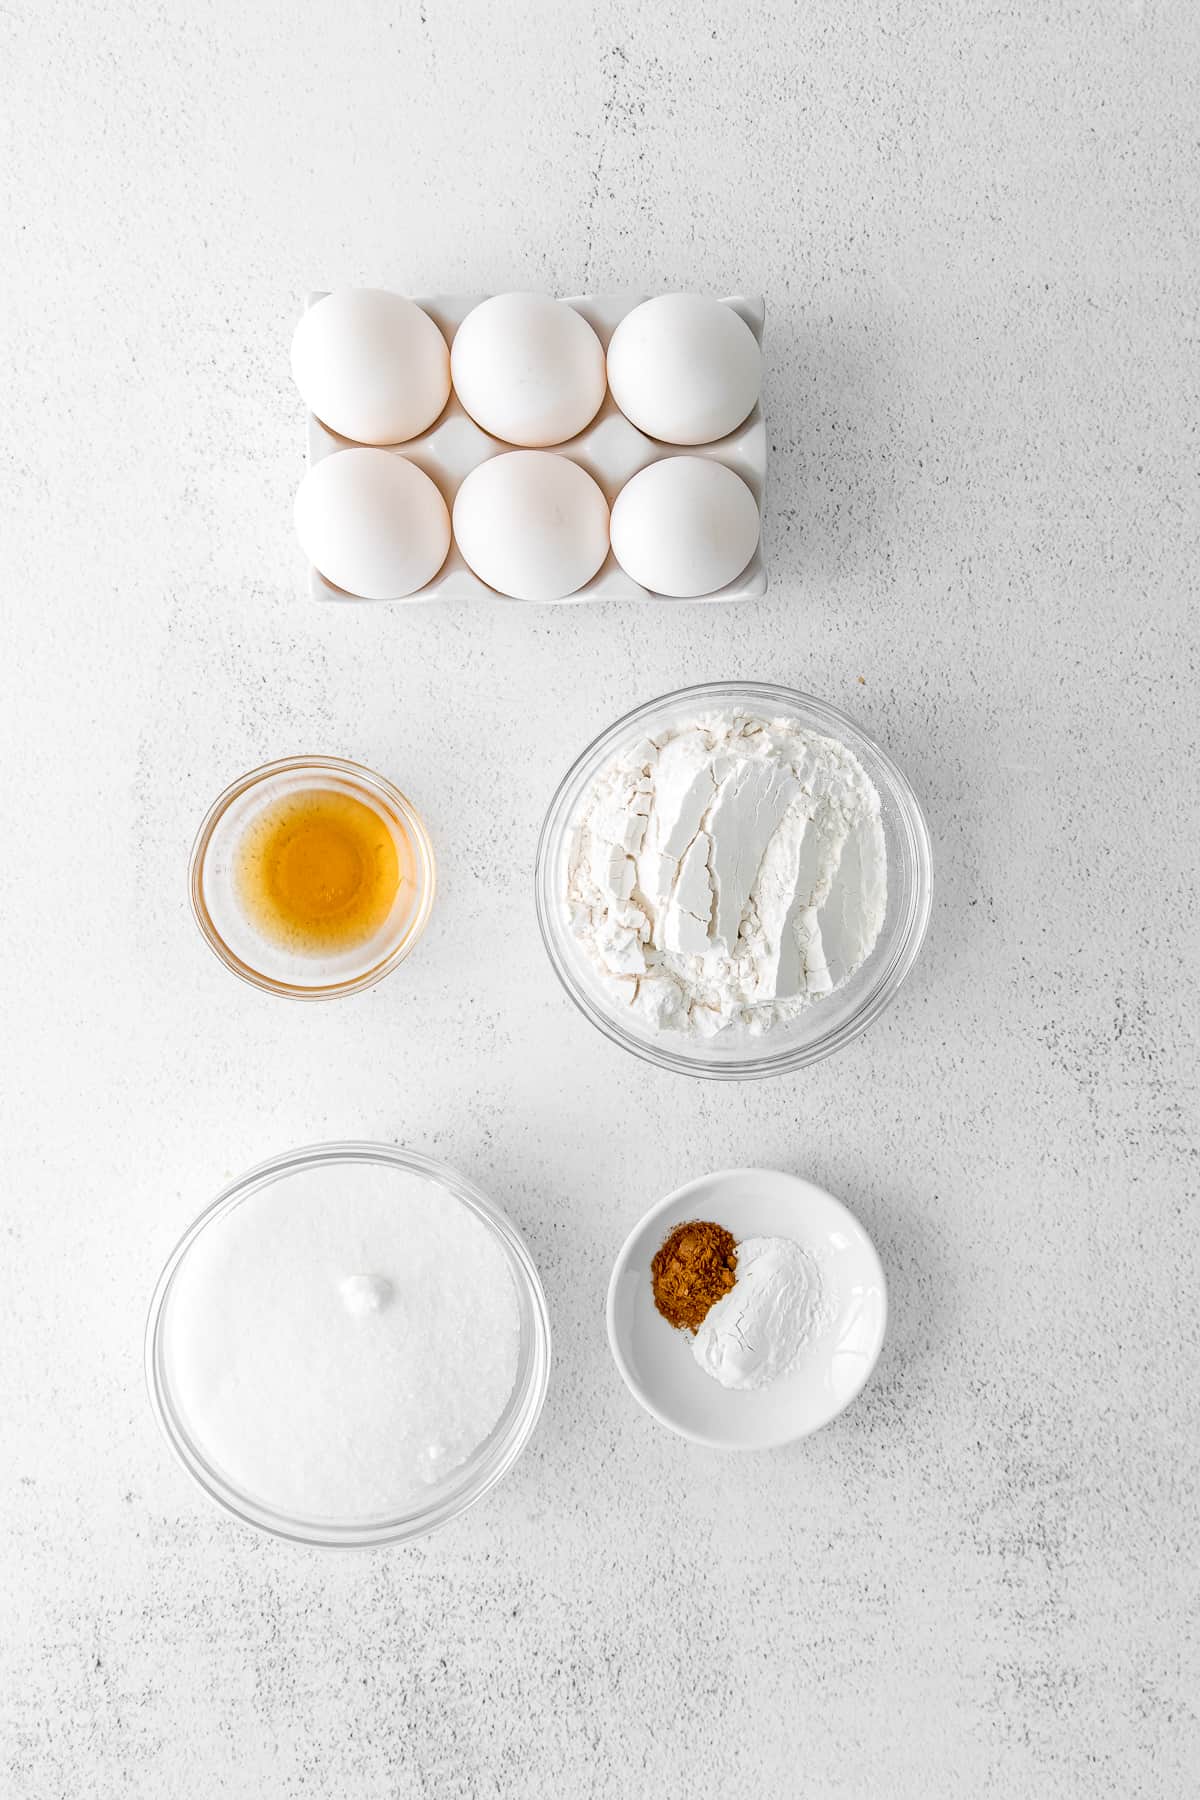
[189,756,435,999]
[234,786,408,955]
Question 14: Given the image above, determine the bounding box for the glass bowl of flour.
[145,1144,551,1546]
[536,682,931,1078]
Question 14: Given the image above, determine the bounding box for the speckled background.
[2,1,1198,1794]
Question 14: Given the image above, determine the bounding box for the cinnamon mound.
[651,1220,738,1331]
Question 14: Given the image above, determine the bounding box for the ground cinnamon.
[651,1220,738,1331]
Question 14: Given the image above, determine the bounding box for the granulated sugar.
[161,1160,520,1521]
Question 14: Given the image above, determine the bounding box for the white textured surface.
[2,1,1197,1796]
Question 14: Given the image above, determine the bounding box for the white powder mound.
[565,713,887,1037]
[162,1163,521,1521]
[692,1236,823,1390]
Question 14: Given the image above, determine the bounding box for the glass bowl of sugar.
[145,1143,551,1547]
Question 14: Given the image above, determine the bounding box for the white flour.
[565,713,887,1036]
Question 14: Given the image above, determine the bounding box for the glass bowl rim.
[144,1140,552,1548]
[534,680,933,1080]
[188,754,436,1000]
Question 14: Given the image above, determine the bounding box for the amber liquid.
[234,787,410,955]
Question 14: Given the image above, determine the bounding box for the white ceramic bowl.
[606,1168,887,1449]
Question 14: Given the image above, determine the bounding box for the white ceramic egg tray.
[304,292,767,605]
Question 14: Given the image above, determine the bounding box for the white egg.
[610,457,760,598]
[606,294,761,445]
[291,288,450,446]
[450,294,607,447]
[453,452,610,601]
[295,449,451,599]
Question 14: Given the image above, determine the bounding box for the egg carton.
[303,292,767,605]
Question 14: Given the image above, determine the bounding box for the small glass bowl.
[189,755,435,999]
[145,1142,552,1548]
[535,681,932,1080]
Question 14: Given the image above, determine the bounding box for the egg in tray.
[293,289,767,604]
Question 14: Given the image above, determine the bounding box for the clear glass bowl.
[145,1143,552,1548]
[535,681,932,1079]
[189,755,435,999]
